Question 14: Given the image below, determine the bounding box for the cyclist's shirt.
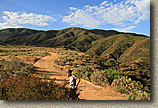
[69,75,77,89]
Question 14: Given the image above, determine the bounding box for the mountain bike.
[75,89,82,100]
[64,87,82,100]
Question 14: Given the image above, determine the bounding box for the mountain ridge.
[0,27,148,37]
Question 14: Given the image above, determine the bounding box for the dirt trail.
[33,52,128,100]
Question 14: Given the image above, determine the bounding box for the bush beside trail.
[0,75,68,100]
[53,49,150,100]
[0,58,69,100]
[111,77,150,100]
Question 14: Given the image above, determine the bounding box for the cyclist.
[66,70,81,99]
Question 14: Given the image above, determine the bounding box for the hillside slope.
[0,27,149,63]
[0,27,150,88]
[86,34,150,63]
[0,27,147,48]
[0,27,150,62]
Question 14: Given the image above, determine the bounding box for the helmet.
[66,70,72,74]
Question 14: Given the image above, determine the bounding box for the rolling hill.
[0,27,150,63]
[0,27,149,59]
[0,27,150,96]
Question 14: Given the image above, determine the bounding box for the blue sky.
[0,0,150,36]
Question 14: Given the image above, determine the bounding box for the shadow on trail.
[39,77,68,82]
[35,72,65,77]
[34,70,58,73]
[33,58,41,64]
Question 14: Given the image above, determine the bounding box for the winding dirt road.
[33,52,128,100]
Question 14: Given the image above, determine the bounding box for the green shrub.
[111,77,150,100]
[103,69,126,84]
[128,93,136,100]
[74,66,93,80]
[0,58,34,80]
[54,60,58,64]
[90,70,109,87]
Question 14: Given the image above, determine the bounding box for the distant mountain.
[0,27,149,63]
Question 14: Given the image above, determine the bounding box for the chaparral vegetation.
[0,28,150,100]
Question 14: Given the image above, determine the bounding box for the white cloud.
[100,1,108,6]
[114,26,137,32]
[69,7,77,11]
[62,0,150,32]
[132,0,150,24]
[63,9,101,28]
[0,22,21,29]
[0,11,57,29]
